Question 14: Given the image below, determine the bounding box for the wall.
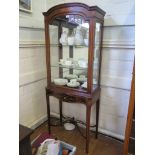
[19,0,135,139]
[46,0,135,140]
[19,0,47,128]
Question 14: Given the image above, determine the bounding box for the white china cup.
[65,60,72,66]
[79,75,86,78]
[60,59,65,65]
[70,79,77,84]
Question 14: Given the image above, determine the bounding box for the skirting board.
[29,115,47,130]
[28,112,124,140]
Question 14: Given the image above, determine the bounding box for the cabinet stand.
[46,87,100,153]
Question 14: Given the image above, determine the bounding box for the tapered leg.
[96,99,100,139]
[46,92,51,134]
[59,100,63,126]
[86,104,91,153]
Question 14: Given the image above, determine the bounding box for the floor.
[30,122,123,155]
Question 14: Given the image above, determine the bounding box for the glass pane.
[49,15,89,91]
[93,22,101,89]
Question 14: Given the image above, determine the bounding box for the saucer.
[64,74,78,79]
[58,62,73,67]
[67,82,80,87]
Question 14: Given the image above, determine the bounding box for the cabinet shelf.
[50,43,100,48]
[50,44,89,48]
[51,64,88,70]
[50,82,98,92]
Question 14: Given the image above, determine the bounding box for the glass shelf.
[50,43,100,48]
[50,82,98,92]
[50,44,89,48]
[51,64,88,70]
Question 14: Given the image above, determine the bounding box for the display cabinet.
[43,3,106,153]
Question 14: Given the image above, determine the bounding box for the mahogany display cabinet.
[43,3,106,153]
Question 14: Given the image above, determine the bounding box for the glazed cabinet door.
[48,14,91,92]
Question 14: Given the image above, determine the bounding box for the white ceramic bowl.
[64,123,75,131]
[53,78,68,86]
[67,82,80,87]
